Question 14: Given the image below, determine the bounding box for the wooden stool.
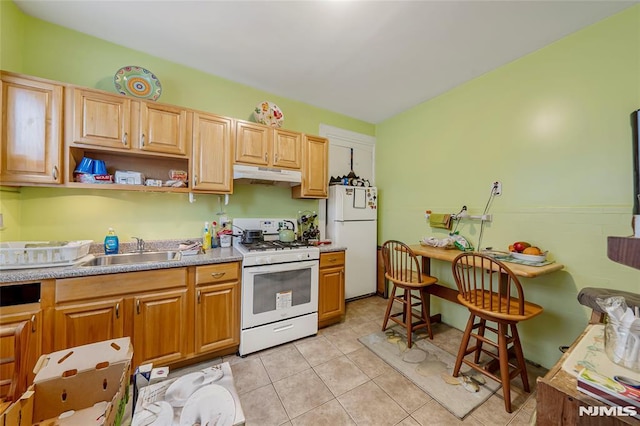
[451,253,543,413]
[381,240,437,347]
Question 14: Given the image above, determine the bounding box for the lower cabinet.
[132,289,188,367]
[49,262,241,368]
[318,251,346,328]
[0,305,42,391]
[54,298,124,350]
[194,263,240,354]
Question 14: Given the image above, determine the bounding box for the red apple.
[513,241,531,252]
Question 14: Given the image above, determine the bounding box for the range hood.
[233,164,301,186]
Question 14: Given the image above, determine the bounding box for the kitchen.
[1,1,640,425]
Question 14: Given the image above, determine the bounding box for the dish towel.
[429,213,452,230]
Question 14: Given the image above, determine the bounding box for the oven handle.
[244,260,318,274]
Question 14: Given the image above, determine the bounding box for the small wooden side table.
[536,326,638,426]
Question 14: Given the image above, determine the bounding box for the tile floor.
[222,295,547,426]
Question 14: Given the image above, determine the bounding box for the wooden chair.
[381,240,438,347]
[451,252,543,413]
[0,321,30,413]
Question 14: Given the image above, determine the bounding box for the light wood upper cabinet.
[70,88,131,150]
[272,128,301,169]
[192,112,233,193]
[292,135,329,198]
[235,120,271,166]
[0,72,63,184]
[69,87,188,157]
[235,120,301,170]
[139,102,188,156]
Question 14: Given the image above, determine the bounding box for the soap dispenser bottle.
[104,228,119,255]
[203,222,212,250]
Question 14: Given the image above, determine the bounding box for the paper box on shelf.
[1,337,133,426]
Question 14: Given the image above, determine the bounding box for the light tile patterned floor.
[223,295,546,426]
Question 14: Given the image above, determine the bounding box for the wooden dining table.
[407,244,565,323]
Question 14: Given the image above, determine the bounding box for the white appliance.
[233,218,319,356]
[326,186,378,300]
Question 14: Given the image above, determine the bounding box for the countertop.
[0,243,347,284]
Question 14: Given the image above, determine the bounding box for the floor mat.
[358,327,500,419]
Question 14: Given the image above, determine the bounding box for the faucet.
[132,237,145,253]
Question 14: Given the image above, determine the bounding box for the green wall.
[376,5,640,368]
[0,1,374,242]
[2,1,640,369]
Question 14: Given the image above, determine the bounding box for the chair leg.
[419,288,433,339]
[453,314,475,377]
[510,323,530,392]
[382,284,397,332]
[405,289,413,348]
[474,319,486,364]
[498,322,512,413]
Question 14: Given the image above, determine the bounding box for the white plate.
[179,384,236,426]
[253,101,284,127]
[165,368,224,407]
[510,252,547,263]
[132,401,173,426]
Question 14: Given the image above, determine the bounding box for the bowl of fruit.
[508,241,547,263]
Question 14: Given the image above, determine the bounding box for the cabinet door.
[192,112,233,192]
[272,129,301,170]
[0,74,62,184]
[293,135,328,198]
[71,89,131,149]
[235,120,270,166]
[54,298,124,350]
[133,289,187,367]
[139,102,188,156]
[0,309,42,392]
[319,264,345,324]
[195,282,239,354]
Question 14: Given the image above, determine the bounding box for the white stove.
[233,218,320,356]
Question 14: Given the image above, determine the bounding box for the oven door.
[242,259,318,329]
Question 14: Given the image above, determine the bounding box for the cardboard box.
[0,337,133,426]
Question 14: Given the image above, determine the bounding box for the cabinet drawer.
[195,262,239,285]
[56,268,187,303]
[320,251,345,268]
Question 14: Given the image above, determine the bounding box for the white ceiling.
[15,0,637,123]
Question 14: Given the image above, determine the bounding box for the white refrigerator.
[326,186,378,300]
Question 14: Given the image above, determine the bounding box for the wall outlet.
[493,181,502,196]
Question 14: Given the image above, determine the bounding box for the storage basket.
[0,240,92,269]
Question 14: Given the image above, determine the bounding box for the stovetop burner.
[240,240,313,252]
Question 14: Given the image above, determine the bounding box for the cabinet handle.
[275,153,278,162]
[141,133,146,146]
[123,132,128,145]
[194,175,198,186]
[329,258,337,262]
[264,153,268,162]
[211,272,225,279]
[197,290,201,304]
[116,302,120,319]
[136,299,140,314]
[52,166,59,180]
[31,314,36,333]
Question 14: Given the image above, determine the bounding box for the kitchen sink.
[78,250,182,267]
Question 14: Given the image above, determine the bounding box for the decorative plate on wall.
[114,66,162,101]
[253,101,284,127]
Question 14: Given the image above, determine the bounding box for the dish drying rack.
[0,240,93,269]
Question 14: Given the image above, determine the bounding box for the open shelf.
[607,236,640,270]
